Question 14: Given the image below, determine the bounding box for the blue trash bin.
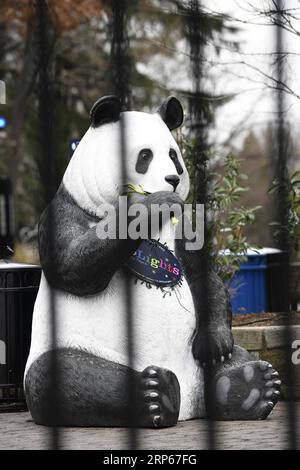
[225,248,286,314]
[225,248,283,315]
[220,248,289,314]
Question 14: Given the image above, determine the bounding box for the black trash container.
[0,262,41,411]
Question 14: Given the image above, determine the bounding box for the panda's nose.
[165,174,180,191]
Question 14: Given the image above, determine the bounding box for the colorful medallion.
[125,239,183,287]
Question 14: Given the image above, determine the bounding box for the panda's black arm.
[39,185,140,296]
[175,227,233,364]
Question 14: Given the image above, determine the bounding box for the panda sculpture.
[24,95,281,427]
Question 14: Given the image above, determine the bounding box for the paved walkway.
[0,402,299,450]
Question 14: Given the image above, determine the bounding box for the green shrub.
[180,135,261,283]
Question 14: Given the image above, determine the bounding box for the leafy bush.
[180,135,261,283]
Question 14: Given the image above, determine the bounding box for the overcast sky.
[137,1,300,150]
[206,0,300,149]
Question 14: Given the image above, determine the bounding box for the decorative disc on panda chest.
[126,240,182,287]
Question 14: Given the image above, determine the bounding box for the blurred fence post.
[275,0,298,450]
[111,0,137,449]
[35,0,59,449]
[185,0,216,449]
[0,177,14,259]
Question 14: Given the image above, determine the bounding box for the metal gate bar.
[35,0,60,450]
[185,0,216,450]
[111,0,137,449]
[275,0,298,450]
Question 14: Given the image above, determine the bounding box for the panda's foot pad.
[213,360,281,420]
[138,365,180,428]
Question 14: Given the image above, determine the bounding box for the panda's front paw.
[128,191,183,209]
[137,365,180,428]
[146,191,184,209]
[192,326,234,367]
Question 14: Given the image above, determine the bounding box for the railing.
[1,0,299,451]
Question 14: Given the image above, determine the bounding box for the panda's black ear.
[157,96,184,130]
[90,95,122,128]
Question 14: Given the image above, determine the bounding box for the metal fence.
[1,0,299,450]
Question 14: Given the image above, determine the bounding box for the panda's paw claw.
[141,378,159,389]
[139,365,180,428]
[144,391,159,401]
[149,403,160,413]
[204,354,230,368]
[148,368,158,378]
[153,415,161,427]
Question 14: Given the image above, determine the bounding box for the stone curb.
[233,325,300,351]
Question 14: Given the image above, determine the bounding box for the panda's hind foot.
[212,360,281,420]
[137,365,180,428]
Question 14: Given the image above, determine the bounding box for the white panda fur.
[25,111,205,421]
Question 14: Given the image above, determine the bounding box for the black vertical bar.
[35,0,59,450]
[185,0,216,450]
[275,0,298,450]
[0,177,14,258]
[111,0,137,449]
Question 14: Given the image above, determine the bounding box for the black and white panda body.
[25,97,281,427]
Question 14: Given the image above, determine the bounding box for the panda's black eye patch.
[135,148,153,174]
[169,149,183,175]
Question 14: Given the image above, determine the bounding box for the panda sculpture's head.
[63,95,190,218]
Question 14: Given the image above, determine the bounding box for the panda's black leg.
[25,348,180,427]
[209,345,281,420]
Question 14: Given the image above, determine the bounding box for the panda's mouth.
[138,189,177,195]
